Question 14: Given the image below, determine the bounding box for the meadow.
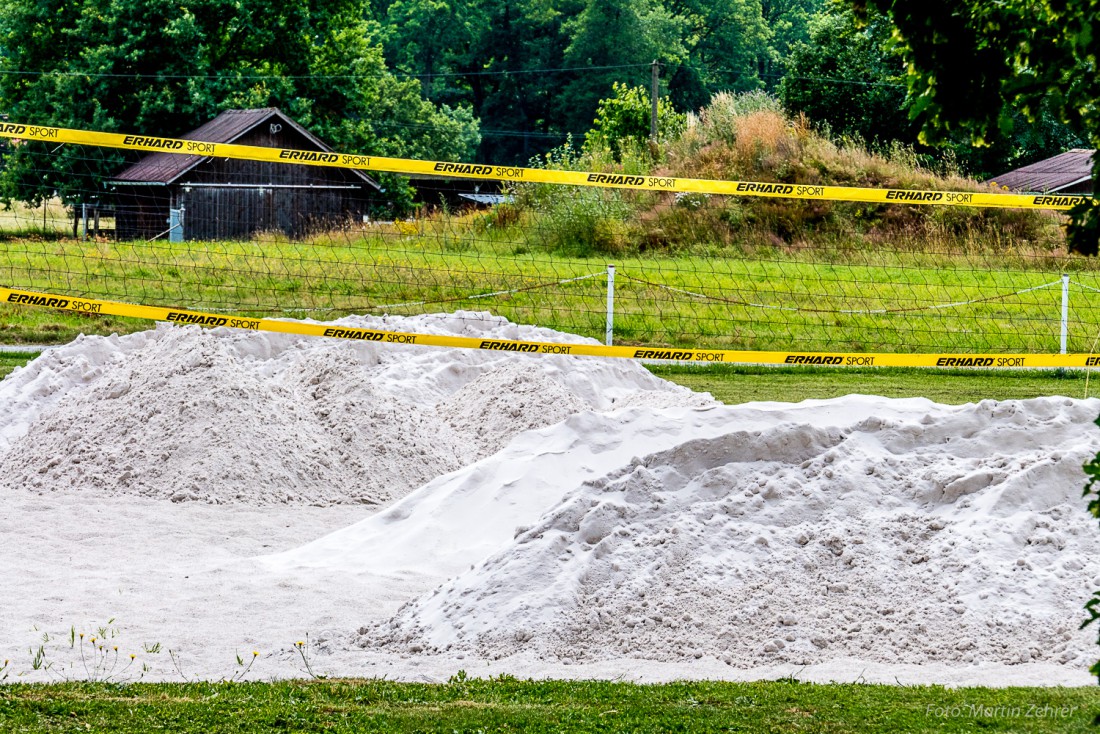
[2,221,1099,354]
[2,101,1100,732]
[2,679,1099,733]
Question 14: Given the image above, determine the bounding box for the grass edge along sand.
[1,679,1098,733]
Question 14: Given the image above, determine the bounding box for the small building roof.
[459,193,513,206]
[110,108,379,189]
[987,149,1095,193]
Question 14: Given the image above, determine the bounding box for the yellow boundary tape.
[0,121,1085,211]
[3,286,1092,368]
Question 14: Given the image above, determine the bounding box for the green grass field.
[4,227,1100,352]
[1,679,1098,733]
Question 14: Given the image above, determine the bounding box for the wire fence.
[0,140,1098,355]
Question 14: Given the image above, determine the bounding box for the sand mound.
[0,312,697,505]
[360,397,1100,668]
[4,314,1100,685]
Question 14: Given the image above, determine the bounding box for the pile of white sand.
[2,314,1100,686]
[359,397,1100,669]
[0,312,697,505]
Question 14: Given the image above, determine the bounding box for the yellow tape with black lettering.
[0,121,1085,211]
[2,286,1092,368]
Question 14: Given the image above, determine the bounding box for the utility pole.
[650,60,659,141]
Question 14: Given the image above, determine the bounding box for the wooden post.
[650,60,659,141]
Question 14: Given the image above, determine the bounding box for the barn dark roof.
[110,108,378,189]
[987,149,1095,193]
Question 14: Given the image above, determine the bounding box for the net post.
[1061,273,1070,354]
[606,264,615,346]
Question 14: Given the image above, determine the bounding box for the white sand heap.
[359,397,1100,669]
[3,314,1100,684]
[0,312,702,505]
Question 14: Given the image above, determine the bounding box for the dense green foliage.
[583,82,685,159]
[0,0,1083,194]
[1,679,1098,733]
[779,9,912,147]
[779,6,1083,180]
[0,0,480,206]
[847,0,1099,254]
[369,0,826,162]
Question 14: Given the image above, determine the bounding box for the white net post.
[1061,273,1070,354]
[606,264,615,346]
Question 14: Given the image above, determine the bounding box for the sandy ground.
[3,322,1099,687]
[0,465,1093,687]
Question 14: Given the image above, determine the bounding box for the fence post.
[1061,273,1070,354]
[606,264,615,346]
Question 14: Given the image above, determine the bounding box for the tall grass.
[507,92,1063,259]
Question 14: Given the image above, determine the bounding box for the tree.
[378,0,478,105]
[847,0,1099,254]
[0,0,480,207]
[779,8,913,146]
[782,5,1082,179]
[456,0,577,164]
[559,0,686,136]
[759,0,825,86]
[662,0,771,112]
[583,81,685,159]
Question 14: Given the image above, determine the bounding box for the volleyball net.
[0,120,1097,364]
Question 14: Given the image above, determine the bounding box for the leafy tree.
[378,0,478,105]
[583,81,685,159]
[362,0,838,164]
[847,0,1099,254]
[0,0,479,206]
[783,5,1082,180]
[448,0,577,163]
[759,0,825,86]
[663,0,771,111]
[779,8,912,145]
[559,0,686,136]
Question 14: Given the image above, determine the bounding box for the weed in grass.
[19,622,147,682]
[169,648,192,682]
[226,650,259,683]
[29,643,48,672]
[294,635,326,680]
[34,622,147,682]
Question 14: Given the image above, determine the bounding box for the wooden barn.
[108,108,380,241]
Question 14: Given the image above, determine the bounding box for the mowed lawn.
[1,679,1099,733]
[3,229,1100,352]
